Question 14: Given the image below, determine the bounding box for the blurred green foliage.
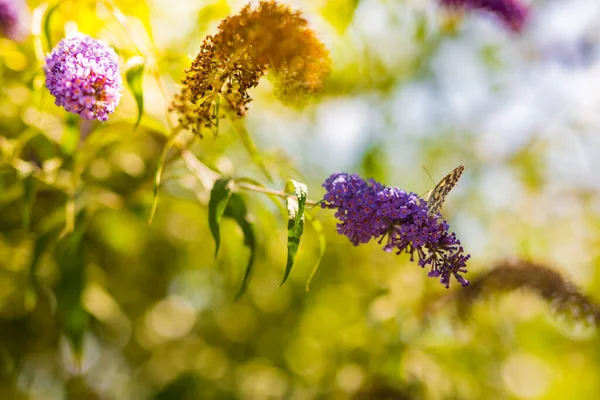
[1,0,600,399]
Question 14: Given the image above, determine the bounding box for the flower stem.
[235,181,319,207]
[169,139,320,207]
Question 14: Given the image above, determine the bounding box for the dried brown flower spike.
[170,0,331,136]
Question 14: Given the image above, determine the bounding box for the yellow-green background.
[1,0,599,399]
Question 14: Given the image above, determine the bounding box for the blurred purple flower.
[0,0,30,41]
[440,0,529,32]
[44,35,123,122]
[322,173,470,288]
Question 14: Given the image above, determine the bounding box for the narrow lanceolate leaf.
[305,214,326,292]
[22,174,37,231]
[322,0,360,33]
[125,57,145,129]
[223,194,256,300]
[26,226,61,311]
[148,132,179,225]
[43,3,60,50]
[31,4,50,85]
[208,178,233,258]
[280,180,307,285]
[53,212,88,366]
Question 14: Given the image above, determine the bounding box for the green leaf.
[280,180,307,285]
[102,0,155,47]
[223,194,256,300]
[305,214,326,292]
[43,2,61,51]
[22,174,37,231]
[53,212,88,366]
[26,226,61,311]
[208,178,233,258]
[125,57,145,129]
[322,0,360,33]
[148,132,180,225]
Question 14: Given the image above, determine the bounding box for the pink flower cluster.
[44,35,123,121]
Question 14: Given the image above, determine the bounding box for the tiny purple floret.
[44,35,123,122]
[322,173,470,288]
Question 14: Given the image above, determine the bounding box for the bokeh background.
[2,0,600,398]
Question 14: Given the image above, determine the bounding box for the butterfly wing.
[426,165,464,217]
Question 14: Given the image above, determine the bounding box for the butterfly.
[425,165,464,217]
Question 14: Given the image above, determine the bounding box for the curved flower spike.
[171,0,330,136]
[322,173,470,288]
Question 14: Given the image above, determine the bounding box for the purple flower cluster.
[440,0,529,32]
[44,35,123,122]
[0,0,29,41]
[322,173,470,288]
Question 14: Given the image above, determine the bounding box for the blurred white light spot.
[369,295,397,321]
[401,349,451,395]
[89,158,111,180]
[502,352,554,398]
[336,364,364,393]
[479,166,523,211]
[4,85,30,106]
[147,296,196,341]
[166,213,201,243]
[314,98,370,168]
[112,152,145,177]
[169,269,223,310]
[354,0,393,38]
[239,362,289,399]
[194,346,229,380]
[60,333,101,374]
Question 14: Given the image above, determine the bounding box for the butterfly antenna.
[422,166,435,186]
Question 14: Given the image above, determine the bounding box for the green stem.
[236,181,319,207]
[175,147,320,207]
[148,126,183,225]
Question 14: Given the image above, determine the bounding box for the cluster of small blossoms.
[170,0,330,136]
[44,35,123,122]
[322,173,470,288]
[0,0,29,41]
[440,0,529,32]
